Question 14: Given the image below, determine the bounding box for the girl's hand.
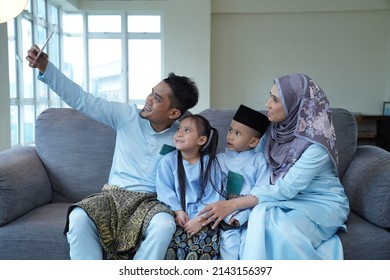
[174,210,189,228]
[184,217,203,236]
[197,200,235,229]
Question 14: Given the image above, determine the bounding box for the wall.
[78,0,211,113]
[211,0,390,114]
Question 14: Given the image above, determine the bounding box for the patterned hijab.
[265,73,338,184]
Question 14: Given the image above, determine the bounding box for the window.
[63,13,162,105]
[8,1,162,146]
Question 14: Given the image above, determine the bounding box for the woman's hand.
[198,196,259,229]
[197,200,235,229]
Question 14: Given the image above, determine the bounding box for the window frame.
[8,2,163,146]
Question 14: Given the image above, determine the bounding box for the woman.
[198,73,350,259]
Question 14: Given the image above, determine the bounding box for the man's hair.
[163,72,199,117]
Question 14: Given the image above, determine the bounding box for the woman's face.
[266,84,286,123]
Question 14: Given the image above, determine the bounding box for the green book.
[227,171,244,195]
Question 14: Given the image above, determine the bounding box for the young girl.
[156,114,225,260]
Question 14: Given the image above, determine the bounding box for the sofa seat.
[338,212,390,260]
[0,203,71,260]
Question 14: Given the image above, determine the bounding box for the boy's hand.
[228,217,240,227]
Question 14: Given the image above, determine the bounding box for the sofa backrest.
[35,107,357,203]
[199,107,357,180]
[35,108,116,203]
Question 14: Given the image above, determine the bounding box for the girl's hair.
[177,114,224,210]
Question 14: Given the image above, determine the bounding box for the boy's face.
[226,120,259,152]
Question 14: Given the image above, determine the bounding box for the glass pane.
[63,36,84,86]
[49,32,60,66]
[63,13,83,33]
[89,39,123,101]
[128,39,161,106]
[36,31,58,104]
[36,25,47,47]
[23,105,35,145]
[22,18,34,99]
[37,0,46,20]
[128,15,160,33]
[8,21,17,98]
[88,15,121,33]
[36,103,48,118]
[50,5,59,25]
[36,79,47,100]
[10,106,19,146]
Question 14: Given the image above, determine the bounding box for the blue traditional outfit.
[157,150,225,259]
[243,74,350,260]
[217,148,268,259]
[38,62,178,259]
[216,104,270,260]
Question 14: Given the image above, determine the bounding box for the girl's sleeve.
[251,144,330,202]
[156,154,182,211]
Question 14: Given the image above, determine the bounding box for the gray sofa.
[0,107,389,260]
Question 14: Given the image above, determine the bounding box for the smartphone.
[34,31,54,62]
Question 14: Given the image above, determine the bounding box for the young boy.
[217,104,270,260]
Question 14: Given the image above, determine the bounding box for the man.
[26,44,199,260]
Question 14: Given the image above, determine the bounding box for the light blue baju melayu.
[38,62,176,259]
[157,150,224,219]
[216,148,269,259]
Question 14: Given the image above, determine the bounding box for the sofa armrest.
[0,146,52,226]
[341,145,390,228]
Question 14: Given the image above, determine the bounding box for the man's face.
[140,80,179,131]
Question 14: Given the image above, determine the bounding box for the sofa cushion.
[337,212,390,259]
[0,203,71,259]
[0,146,52,226]
[35,108,116,203]
[199,108,240,153]
[331,108,357,179]
[342,145,390,228]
